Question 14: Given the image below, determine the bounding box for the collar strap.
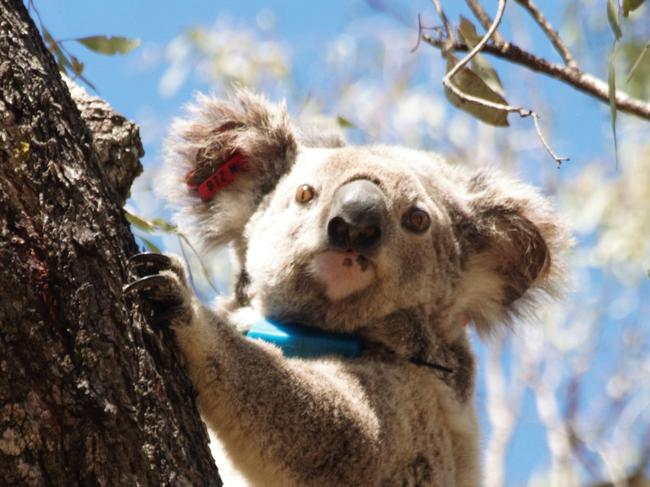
[245,319,454,373]
[409,357,454,373]
[246,319,362,359]
[186,153,247,202]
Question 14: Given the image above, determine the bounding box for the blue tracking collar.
[245,319,362,359]
[245,318,454,373]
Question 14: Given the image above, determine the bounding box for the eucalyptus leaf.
[607,0,622,40]
[626,41,650,83]
[623,0,645,16]
[42,28,56,49]
[444,56,509,127]
[139,236,162,254]
[70,56,84,76]
[457,16,482,46]
[336,116,356,128]
[76,36,141,55]
[43,28,71,75]
[125,210,155,232]
[608,44,620,167]
[150,218,178,233]
[53,50,71,76]
[457,16,505,96]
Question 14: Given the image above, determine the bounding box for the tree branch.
[430,0,454,46]
[465,0,506,44]
[421,35,650,120]
[444,0,511,111]
[439,0,568,165]
[514,0,578,69]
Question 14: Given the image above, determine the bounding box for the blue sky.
[33,1,649,485]
[36,0,620,170]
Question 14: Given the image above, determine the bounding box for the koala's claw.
[123,274,170,294]
[123,254,192,328]
[128,252,173,276]
[124,253,188,299]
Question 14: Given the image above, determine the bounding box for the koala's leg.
[124,254,477,487]
[172,305,387,486]
[175,308,483,487]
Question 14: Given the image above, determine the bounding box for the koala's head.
[162,90,568,344]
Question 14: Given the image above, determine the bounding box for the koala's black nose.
[327,179,387,254]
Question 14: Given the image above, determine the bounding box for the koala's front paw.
[123,253,194,327]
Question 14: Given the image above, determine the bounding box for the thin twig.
[412,14,424,53]
[411,14,442,53]
[439,0,569,166]
[177,235,198,296]
[421,35,650,120]
[484,337,531,487]
[27,0,45,31]
[443,0,509,107]
[430,0,454,45]
[528,111,570,166]
[177,232,220,295]
[514,0,578,69]
[532,353,576,483]
[465,0,506,44]
[626,41,650,83]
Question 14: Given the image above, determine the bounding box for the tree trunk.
[0,1,222,485]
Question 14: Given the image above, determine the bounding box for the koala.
[124,90,567,487]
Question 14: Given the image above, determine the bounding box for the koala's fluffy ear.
[161,89,297,249]
[450,169,569,335]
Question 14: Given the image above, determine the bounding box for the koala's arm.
[173,302,472,487]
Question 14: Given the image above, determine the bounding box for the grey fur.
[157,90,570,486]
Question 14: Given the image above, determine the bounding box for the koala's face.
[163,90,567,340]
[244,146,460,333]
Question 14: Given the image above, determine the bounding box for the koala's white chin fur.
[310,250,375,301]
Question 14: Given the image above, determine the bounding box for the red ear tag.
[192,153,247,202]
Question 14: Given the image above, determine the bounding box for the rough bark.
[0,1,222,485]
[66,79,144,206]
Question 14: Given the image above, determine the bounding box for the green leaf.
[43,28,71,75]
[444,56,510,127]
[42,27,55,49]
[76,36,141,55]
[623,0,645,16]
[125,211,179,235]
[457,16,483,46]
[626,41,650,83]
[608,43,620,167]
[336,116,356,129]
[150,218,178,233]
[607,0,622,40]
[139,236,161,254]
[457,16,505,96]
[55,52,71,75]
[70,56,84,77]
[125,210,155,232]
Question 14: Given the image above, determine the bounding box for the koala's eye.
[295,184,316,204]
[402,208,431,233]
